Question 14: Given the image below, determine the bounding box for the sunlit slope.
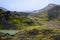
[31,4,60,21]
[0,9,40,30]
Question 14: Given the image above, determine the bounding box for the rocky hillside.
[31,3,60,21]
[0,8,38,29]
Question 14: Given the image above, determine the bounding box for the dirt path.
[28,16,60,28]
[39,21,60,28]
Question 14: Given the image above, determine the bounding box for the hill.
[31,3,60,21]
[0,8,39,29]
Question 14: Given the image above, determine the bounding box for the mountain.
[31,3,60,21]
[32,3,60,13]
[0,7,8,11]
[42,3,58,11]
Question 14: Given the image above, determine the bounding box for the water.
[0,30,20,35]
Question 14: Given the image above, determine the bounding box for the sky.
[0,0,60,12]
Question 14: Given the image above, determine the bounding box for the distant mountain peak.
[0,7,8,11]
[32,3,60,13]
[44,3,58,11]
[48,3,57,6]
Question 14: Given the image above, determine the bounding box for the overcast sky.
[0,0,60,11]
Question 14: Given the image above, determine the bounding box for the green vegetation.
[0,25,60,40]
[31,5,60,22]
[0,9,39,30]
[0,4,60,40]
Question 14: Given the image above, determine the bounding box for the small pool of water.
[0,30,20,35]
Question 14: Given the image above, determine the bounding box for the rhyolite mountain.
[32,3,60,13]
[31,3,60,21]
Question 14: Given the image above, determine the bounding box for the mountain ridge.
[32,3,60,13]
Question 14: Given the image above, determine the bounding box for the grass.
[17,24,60,40]
[0,23,60,40]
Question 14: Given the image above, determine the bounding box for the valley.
[0,3,60,40]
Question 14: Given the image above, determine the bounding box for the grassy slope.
[0,9,60,40]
